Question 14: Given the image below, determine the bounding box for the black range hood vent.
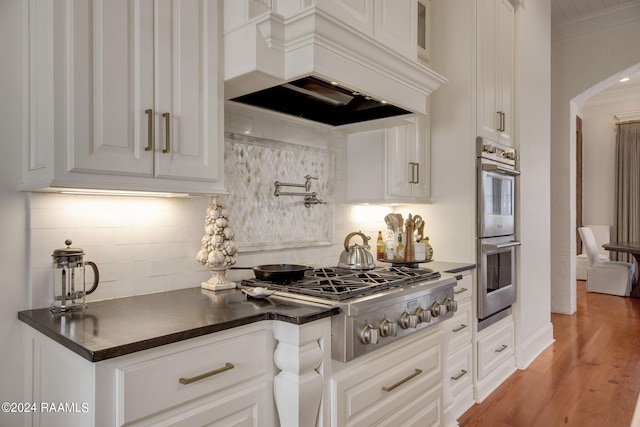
[230,76,412,127]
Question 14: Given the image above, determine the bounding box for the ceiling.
[551,0,640,99]
[551,0,640,25]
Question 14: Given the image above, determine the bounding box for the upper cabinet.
[23,0,225,195]
[316,0,427,61]
[476,0,515,146]
[347,115,431,204]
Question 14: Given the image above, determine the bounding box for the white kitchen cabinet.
[23,324,276,427]
[476,0,515,146]
[310,0,420,60]
[330,327,443,426]
[443,274,475,426]
[23,0,225,195]
[474,313,516,402]
[347,115,430,204]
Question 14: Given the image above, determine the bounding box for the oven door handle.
[482,240,522,250]
[482,164,521,176]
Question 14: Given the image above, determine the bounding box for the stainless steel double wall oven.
[476,138,521,330]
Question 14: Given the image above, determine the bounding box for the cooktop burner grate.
[241,266,441,301]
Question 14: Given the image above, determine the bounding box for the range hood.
[231,76,412,126]
[223,2,447,127]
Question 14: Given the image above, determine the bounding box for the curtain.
[614,121,640,262]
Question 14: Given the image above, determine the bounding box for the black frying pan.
[233,264,311,283]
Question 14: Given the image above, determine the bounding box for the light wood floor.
[459,281,640,427]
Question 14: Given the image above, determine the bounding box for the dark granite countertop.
[426,260,476,275]
[18,287,339,363]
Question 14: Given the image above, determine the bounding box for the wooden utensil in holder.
[404,215,415,262]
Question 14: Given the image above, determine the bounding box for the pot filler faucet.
[273,175,325,207]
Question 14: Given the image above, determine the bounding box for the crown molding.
[552,2,640,42]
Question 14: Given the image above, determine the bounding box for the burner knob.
[443,297,458,313]
[399,312,418,329]
[359,324,379,345]
[379,319,397,337]
[430,302,444,318]
[415,307,432,324]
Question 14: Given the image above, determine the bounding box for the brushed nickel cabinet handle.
[408,162,420,184]
[452,324,468,333]
[178,362,234,385]
[495,344,508,353]
[381,368,422,392]
[145,109,154,151]
[162,112,170,153]
[451,369,468,381]
[454,287,468,294]
[497,111,506,132]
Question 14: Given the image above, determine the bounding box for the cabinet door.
[155,0,223,182]
[316,0,374,34]
[67,0,154,176]
[476,0,499,143]
[476,0,514,146]
[496,0,514,144]
[386,123,415,199]
[374,0,415,59]
[387,116,429,200]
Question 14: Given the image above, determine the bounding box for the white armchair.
[576,225,610,280]
[578,227,635,296]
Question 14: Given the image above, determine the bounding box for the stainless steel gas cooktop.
[241,266,441,301]
[241,266,457,362]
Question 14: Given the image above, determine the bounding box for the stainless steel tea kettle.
[338,231,375,270]
[50,240,100,313]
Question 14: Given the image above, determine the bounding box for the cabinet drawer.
[477,320,514,380]
[376,382,442,427]
[445,343,472,400]
[117,330,270,424]
[453,275,472,302]
[331,329,443,426]
[444,299,472,352]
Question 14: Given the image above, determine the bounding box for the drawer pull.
[452,324,468,333]
[451,370,468,381]
[454,287,468,294]
[495,344,508,353]
[381,369,422,392]
[178,362,234,385]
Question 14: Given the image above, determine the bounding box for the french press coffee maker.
[50,240,100,313]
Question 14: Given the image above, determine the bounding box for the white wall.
[428,0,476,264]
[0,1,29,425]
[581,87,640,227]
[514,0,553,368]
[550,3,640,314]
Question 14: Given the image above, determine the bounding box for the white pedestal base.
[201,268,236,291]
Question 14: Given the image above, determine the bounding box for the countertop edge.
[19,300,339,363]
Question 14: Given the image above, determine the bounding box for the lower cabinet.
[474,314,516,402]
[442,274,475,426]
[24,323,276,427]
[330,327,444,427]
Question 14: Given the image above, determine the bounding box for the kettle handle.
[85,261,100,295]
[343,231,370,250]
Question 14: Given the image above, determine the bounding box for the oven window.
[486,250,512,292]
[485,176,513,216]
